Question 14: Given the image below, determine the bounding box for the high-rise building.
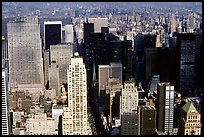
[144,47,158,82]
[48,61,60,96]
[43,50,50,88]
[88,18,108,33]
[62,107,73,135]
[7,16,44,92]
[156,82,174,134]
[50,43,73,85]
[107,78,122,122]
[2,36,9,69]
[2,69,11,135]
[178,102,201,135]
[170,13,177,36]
[83,23,94,45]
[120,78,138,114]
[66,52,89,135]
[174,33,196,95]
[98,65,110,114]
[121,112,138,135]
[110,62,122,84]
[138,106,156,135]
[98,63,122,114]
[44,21,62,50]
[64,24,74,43]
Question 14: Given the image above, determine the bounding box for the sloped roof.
[182,101,198,113]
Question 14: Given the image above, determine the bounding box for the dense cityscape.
[2,2,202,135]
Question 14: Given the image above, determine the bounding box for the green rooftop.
[182,101,198,113]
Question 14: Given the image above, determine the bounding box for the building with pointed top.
[178,102,201,135]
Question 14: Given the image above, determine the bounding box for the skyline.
[2,1,202,135]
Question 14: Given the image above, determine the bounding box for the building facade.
[50,43,73,85]
[64,24,74,43]
[138,106,156,135]
[88,18,108,33]
[2,69,11,135]
[66,52,89,135]
[178,102,201,135]
[48,61,60,96]
[26,113,58,135]
[121,112,138,135]
[156,82,174,134]
[7,16,44,92]
[120,79,138,114]
[44,21,62,50]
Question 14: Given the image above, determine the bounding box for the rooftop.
[182,102,198,113]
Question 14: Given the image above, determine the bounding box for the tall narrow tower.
[156,82,174,134]
[66,52,88,135]
[2,68,11,135]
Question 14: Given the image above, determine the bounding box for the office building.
[50,43,73,85]
[178,102,201,135]
[2,69,11,135]
[110,62,122,84]
[156,82,174,134]
[138,106,156,135]
[144,47,158,82]
[83,23,94,45]
[64,24,74,43]
[44,21,62,50]
[170,13,177,36]
[52,104,63,133]
[43,50,50,88]
[121,112,138,135]
[88,18,108,33]
[7,16,44,93]
[107,78,122,122]
[174,33,196,94]
[98,63,122,114]
[66,52,89,135]
[120,79,138,114]
[149,75,160,95]
[2,36,9,69]
[98,65,110,114]
[26,113,58,135]
[62,107,73,135]
[48,61,60,96]
[12,109,24,128]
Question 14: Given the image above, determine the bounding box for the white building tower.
[65,52,89,135]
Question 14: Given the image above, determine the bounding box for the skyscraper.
[174,33,196,95]
[156,82,174,134]
[121,112,138,135]
[7,16,44,92]
[44,21,62,50]
[83,23,94,45]
[64,24,74,43]
[138,106,156,135]
[120,78,138,114]
[50,43,73,85]
[178,102,201,135]
[2,36,9,69]
[170,13,177,36]
[88,18,108,33]
[2,68,11,135]
[48,61,60,96]
[66,52,89,135]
